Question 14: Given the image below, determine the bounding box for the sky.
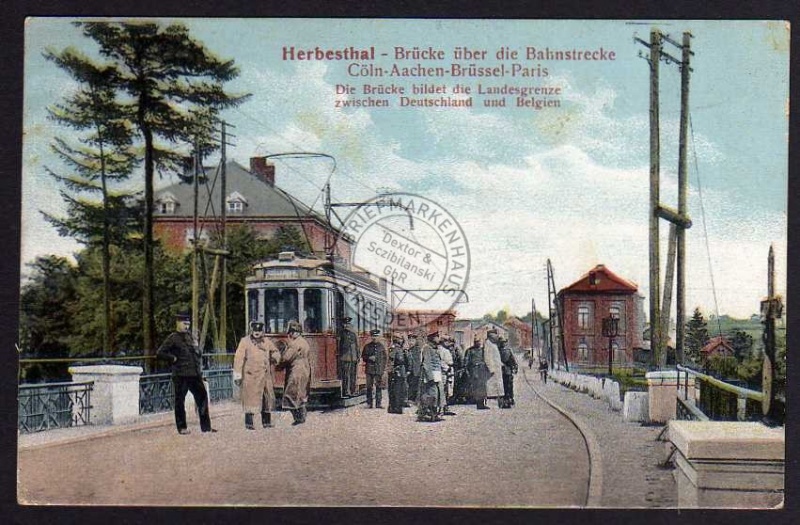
[21,18,789,320]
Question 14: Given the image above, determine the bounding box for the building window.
[577,304,591,329]
[227,201,244,213]
[610,302,625,330]
[159,201,176,214]
[577,343,590,362]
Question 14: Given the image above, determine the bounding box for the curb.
[19,402,240,452]
[521,367,604,508]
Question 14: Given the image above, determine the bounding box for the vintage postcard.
[17,18,788,508]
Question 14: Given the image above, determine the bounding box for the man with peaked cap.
[498,336,518,408]
[464,335,490,409]
[338,316,359,397]
[387,333,409,414]
[484,328,505,407]
[436,333,456,416]
[157,312,215,434]
[361,329,388,408]
[277,320,311,425]
[233,321,281,429]
[406,331,422,403]
[417,330,444,422]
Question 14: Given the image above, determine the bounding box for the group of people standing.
[158,311,523,434]
[157,313,312,434]
[340,322,520,422]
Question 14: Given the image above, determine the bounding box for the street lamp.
[602,316,620,376]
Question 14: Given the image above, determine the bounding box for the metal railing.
[18,381,93,433]
[139,373,175,415]
[203,369,234,402]
[676,365,767,423]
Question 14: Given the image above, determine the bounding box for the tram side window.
[247,290,260,322]
[264,288,298,334]
[303,289,323,333]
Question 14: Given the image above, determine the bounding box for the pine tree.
[685,307,710,366]
[74,21,250,360]
[43,48,139,357]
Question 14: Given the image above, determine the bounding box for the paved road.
[18,374,592,507]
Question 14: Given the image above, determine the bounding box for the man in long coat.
[233,321,281,429]
[278,320,312,425]
[464,336,490,409]
[157,312,215,434]
[338,317,359,397]
[361,329,388,408]
[387,334,409,414]
[484,329,505,405]
[417,331,443,422]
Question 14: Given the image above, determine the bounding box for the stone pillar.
[645,370,679,423]
[69,365,143,426]
[668,421,784,508]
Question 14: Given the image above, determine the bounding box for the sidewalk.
[18,400,241,450]
[521,366,677,508]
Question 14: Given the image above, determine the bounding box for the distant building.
[504,316,533,351]
[452,319,509,349]
[556,264,645,366]
[701,336,735,359]
[391,309,457,338]
[153,157,351,260]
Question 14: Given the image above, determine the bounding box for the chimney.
[250,156,275,186]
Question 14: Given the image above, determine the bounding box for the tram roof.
[250,256,384,293]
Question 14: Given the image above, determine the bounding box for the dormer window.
[156,192,179,215]
[226,191,247,214]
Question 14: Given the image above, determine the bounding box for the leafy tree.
[706,354,738,380]
[43,48,140,357]
[728,330,754,362]
[264,225,312,257]
[74,21,250,358]
[685,307,710,365]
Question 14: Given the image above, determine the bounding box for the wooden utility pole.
[637,30,693,367]
[219,122,228,353]
[676,31,693,365]
[192,139,200,345]
[648,30,663,368]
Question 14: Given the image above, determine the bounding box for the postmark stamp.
[336,192,470,313]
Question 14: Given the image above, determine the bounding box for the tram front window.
[264,288,298,334]
[303,289,324,333]
[247,290,260,323]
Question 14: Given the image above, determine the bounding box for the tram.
[245,251,391,406]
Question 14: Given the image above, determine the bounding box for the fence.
[676,365,776,423]
[18,381,93,434]
[138,354,235,414]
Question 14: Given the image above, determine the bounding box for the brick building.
[391,309,457,338]
[452,319,509,349]
[504,316,534,351]
[556,264,645,366]
[153,157,351,260]
[701,336,735,359]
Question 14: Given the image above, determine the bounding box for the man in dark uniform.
[464,336,490,410]
[498,336,519,408]
[338,317,359,397]
[406,332,422,403]
[387,334,409,414]
[156,312,216,434]
[361,329,388,408]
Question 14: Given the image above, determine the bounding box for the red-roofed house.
[701,336,735,359]
[557,264,645,366]
[153,157,351,261]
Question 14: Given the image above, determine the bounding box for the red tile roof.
[701,336,735,355]
[561,264,638,294]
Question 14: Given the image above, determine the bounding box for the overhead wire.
[689,112,723,338]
